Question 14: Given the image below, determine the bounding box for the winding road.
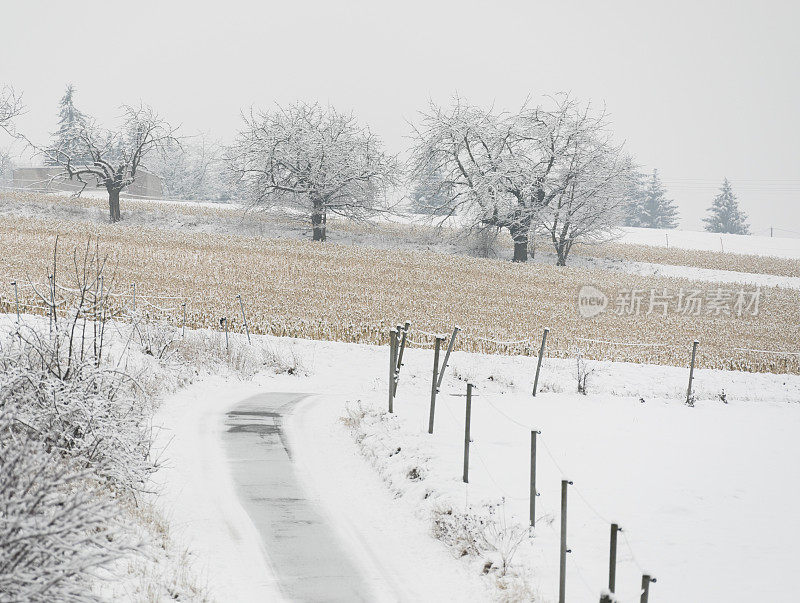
[221,393,374,602]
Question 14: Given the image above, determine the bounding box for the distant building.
[12,167,163,198]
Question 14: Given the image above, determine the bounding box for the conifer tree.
[625,169,679,228]
[410,161,452,214]
[47,84,89,165]
[703,178,750,234]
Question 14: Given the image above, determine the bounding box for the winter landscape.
[1,2,799,602]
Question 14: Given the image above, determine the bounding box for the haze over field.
[2,0,799,234]
[2,3,800,602]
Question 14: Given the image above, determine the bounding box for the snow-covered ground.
[153,331,800,602]
[566,253,800,290]
[618,226,800,259]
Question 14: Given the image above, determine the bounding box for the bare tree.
[49,104,179,222]
[409,95,633,264]
[0,84,24,131]
[535,101,634,265]
[409,98,572,262]
[226,102,398,241]
[152,134,236,202]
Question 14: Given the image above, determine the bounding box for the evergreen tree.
[410,161,452,214]
[703,178,750,234]
[623,170,647,227]
[47,84,90,165]
[625,169,679,228]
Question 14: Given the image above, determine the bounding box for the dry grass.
[1,194,798,374]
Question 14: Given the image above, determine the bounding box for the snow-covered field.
[618,226,800,259]
[153,331,800,602]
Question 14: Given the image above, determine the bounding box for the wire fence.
[385,320,799,601]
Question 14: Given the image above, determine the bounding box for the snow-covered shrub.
[430,505,493,558]
[575,352,595,395]
[173,329,307,378]
[0,411,127,602]
[3,325,154,493]
[483,501,531,577]
[461,225,502,259]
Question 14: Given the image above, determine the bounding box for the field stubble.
[0,209,798,375]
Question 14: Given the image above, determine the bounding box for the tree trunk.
[555,241,570,266]
[508,218,530,263]
[108,189,121,223]
[512,239,528,262]
[311,200,326,241]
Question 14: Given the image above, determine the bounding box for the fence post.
[394,321,410,395]
[559,479,572,603]
[463,383,472,483]
[428,336,443,434]
[686,339,699,406]
[11,280,19,324]
[221,317,229,350]
[640,575,656,603]
[609,523,619,593]
[389,329,397,413]
[236,294,251,344]
[530,429,541,526]
[436,326,460,391]
[181,303,187,337]
[532,327,549,396]
[131,282,136,311]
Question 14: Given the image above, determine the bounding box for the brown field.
[0,198,798,375]
[6,191,800,279]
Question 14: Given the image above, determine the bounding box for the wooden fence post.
[532,327,549,396]
[181,302,186,337]
[394,321,410,395]
[609,523,619,593]
[463,383,472,483]
[221,317,229,350]
[388,329,397,413]
[530,430,540,526]
[131,282,136,311]
[559,479,573,603]
[640,575,656,603]
[436,326,460,391]
[11,280,18,323]
[686,339,699,406]
[428,336,443,434]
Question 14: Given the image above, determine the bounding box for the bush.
[0,412,126,602]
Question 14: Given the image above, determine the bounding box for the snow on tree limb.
[0,84,24,132]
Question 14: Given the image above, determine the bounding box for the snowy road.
[222,393,375,602]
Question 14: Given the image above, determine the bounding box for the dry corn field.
[1,207,799,375]
[7,190,800,279]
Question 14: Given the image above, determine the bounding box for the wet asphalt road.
[222,393,373,602]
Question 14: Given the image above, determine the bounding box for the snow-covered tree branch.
[0,84,24,132]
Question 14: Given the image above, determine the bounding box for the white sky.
[2,0,798,235]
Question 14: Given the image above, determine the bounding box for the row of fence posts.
[385,323,705,602]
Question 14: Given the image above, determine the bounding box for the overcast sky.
[2,0,798,235]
